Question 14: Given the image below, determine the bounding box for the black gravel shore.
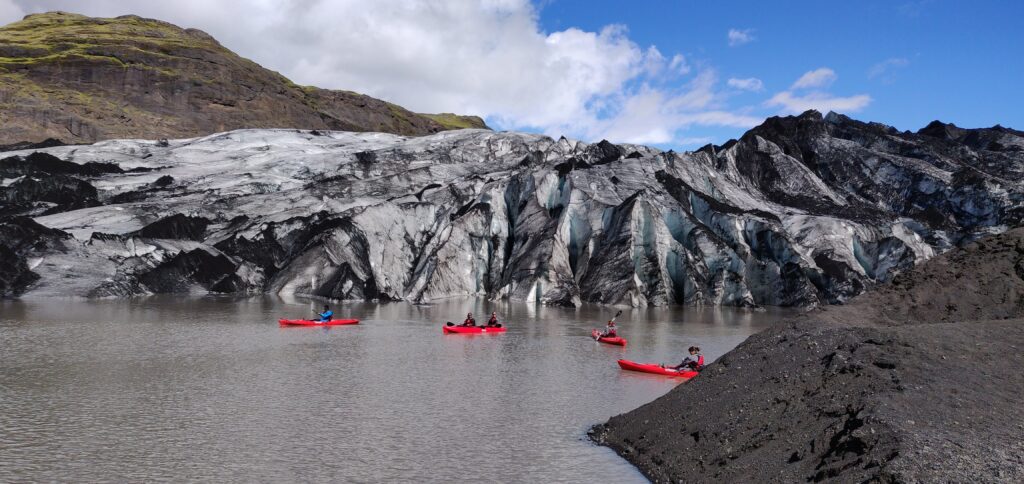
[591,228,1024,482]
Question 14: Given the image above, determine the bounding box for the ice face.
[2,118,1021,306]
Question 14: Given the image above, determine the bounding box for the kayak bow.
[617,359,698,378]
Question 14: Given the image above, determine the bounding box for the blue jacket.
[319,310,333,322]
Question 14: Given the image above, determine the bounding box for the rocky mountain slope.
[0,110,1021,305]
[0,12,487,145]
[591,227,1024,482]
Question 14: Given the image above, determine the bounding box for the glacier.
[1,110,1021,307]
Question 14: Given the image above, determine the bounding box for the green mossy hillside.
[0,11,488,144]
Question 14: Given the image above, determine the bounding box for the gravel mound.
[809,227,1024,327]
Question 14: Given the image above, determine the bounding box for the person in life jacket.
[460,312,477,327]
[317,305,333,323]
[485,311,501,327]
[664,346,704,371]
[602,320,617,337]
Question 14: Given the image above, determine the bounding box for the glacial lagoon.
[0,296,787,482]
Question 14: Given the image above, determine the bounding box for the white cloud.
[791,67,837,89]
[727,28,754,47]
[668,54,690,75]
[586,80,763,145]
[569,70,764,145]
[0,0,24,24]
[766,68,871,114]
[868,57,909,83]
[727,77,764,91]
[2,0,763,146]
[765,91,872,114]
[676,110,764,128]
[641,46,666,76]
[676,136,714,147]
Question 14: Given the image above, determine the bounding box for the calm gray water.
[0,296,785,482]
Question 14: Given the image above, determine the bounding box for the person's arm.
[667,357,690,370]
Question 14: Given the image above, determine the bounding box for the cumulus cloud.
[727,77,764,92]
[791,67,837,89]
[766,68,871,114]
[727,28,754,46]
[589,71,764,145]
[765,91,872,114]
[668,54,690,75]
[2,0,769,146]
[868,57,909,83]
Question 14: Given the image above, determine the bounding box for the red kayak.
[617,359,698,379]
[443,325,506,334]
[592,329,627,346]
[279,319,359,326]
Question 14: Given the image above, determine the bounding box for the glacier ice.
[2,111,1021,307]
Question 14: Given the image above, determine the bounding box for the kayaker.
[486,311,500,327]
[317,305,333,323]
[460,312,477,327]
[663,346,704,371]
[601,320,618,337]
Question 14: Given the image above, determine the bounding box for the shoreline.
[591,228,1024,482]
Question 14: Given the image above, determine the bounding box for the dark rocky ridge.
[0,216,70,296]
[0,12,488,145]
[591,228,1024,482]
[0,111,1021,305]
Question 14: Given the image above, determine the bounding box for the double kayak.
[617,359,699,379]
[591,329,627,346]
[279,319,360,326]
[443,325,506,334]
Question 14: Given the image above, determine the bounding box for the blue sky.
[533,0,1023,146]
[2,0,1021,149]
